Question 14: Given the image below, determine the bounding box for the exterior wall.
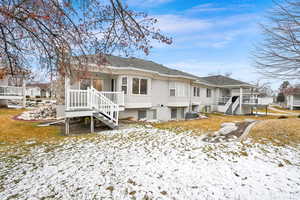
[257,96,273,105]
[0,76,8,85]
[60,65,256,120]
[26,87,41,97]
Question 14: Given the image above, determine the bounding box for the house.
[285,85,300,110]
[0,66,26,107]
[58,55,264,134]
[26,83,51,98]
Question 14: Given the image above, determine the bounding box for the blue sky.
[125,0,281,89]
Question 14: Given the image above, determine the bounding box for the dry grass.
[153,113,284,135]
[272,105,300,114]
[0,108,61,145]
[249,118,300,146]
[253,107,284,114]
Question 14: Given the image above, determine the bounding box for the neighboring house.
[26,83,51,98]
[58,55,264,133]
[0,67,26,107]
[285,85,300,110]
[257,96,274,105]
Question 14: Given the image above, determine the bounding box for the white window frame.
[121,76,128,94]
[169,81,176,97]
[132,77,148,95]
[193,87,200,97]
[169,81,187,97]
[206,88,212,98]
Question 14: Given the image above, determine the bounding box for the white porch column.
[291,95,294,110]
[22,81,26,108]
[65,76,70,110]
[239,87,243,114]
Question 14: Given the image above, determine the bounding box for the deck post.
[90,115,94,133]
[65,76,70,110]
[65,118,70,135]
[239,87,243,114]
[22,82,26,108]
[290,95,294,110]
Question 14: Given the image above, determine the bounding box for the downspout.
[189,80,192,112]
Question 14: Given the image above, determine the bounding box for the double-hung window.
[193,87,200,97]
[206,88,212,98]
[169,81,176,96]
[121,77,127,94]
[132,78,148,95]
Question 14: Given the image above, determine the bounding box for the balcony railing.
[0,86,23,96]
[218,96,231,105]
[101,91,125,106]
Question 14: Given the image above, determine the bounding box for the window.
[171,108,177,119]
[121,77,127,94]
[169,81,176,96]
[132,78,140,94]
[80,79,91,90]
[149,109,157,120]
[138,110,147,120]
[140,79,147,94]
[132,78,148,95]
[206,88,212,98]
[193,87,200,97]
[169,81,187,97]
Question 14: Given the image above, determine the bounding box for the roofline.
[81,63,255,88]
[87,64,199,80]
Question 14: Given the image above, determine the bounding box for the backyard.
[0,109,300,199]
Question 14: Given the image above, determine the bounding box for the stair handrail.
[231,97,240,114]
[89,87,119,125]
[224,96,233,113]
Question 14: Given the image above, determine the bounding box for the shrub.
[298,115,300,118]
[278,115,288,119]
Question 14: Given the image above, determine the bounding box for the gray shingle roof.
[103,55,199,79]
[200,75,252,86]
[83,54,252,87]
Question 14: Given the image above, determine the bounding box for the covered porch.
[0,85,26,107]
[216,87,262,115]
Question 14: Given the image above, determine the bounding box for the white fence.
[101,91,125,106]
[0,86,23,96]
[66,89,124,110]
[65,88,124,125]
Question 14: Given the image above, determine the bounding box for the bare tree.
[0,0,172,77]
[254,0,300,80]
[252,80,274,97]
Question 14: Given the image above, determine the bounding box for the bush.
[298,115,300,118]
[278,115,288,119]
[35,96,41,98]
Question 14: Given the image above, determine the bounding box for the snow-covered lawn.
[1,126,300,200]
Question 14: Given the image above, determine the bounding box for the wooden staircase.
[65,86,123,131]
[224,96,240,115]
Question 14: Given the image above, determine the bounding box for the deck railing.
[101,91,125,106]
[0,86,23,96]
[67,89,89,110]
[66,88,124,125]
[218,96,231,105]
[294,99,300,105]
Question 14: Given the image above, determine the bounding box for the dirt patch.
[203,121,252,143]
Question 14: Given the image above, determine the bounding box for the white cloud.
[153,12,258,49]
[186,3,228,13]
[166,60,259,84]
[155,14,212,34]
[126,0,173,7]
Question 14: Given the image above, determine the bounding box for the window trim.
[193,87,200,97]
[206,88,212,98]
[121,76,128,95]
[131,77,149,95]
